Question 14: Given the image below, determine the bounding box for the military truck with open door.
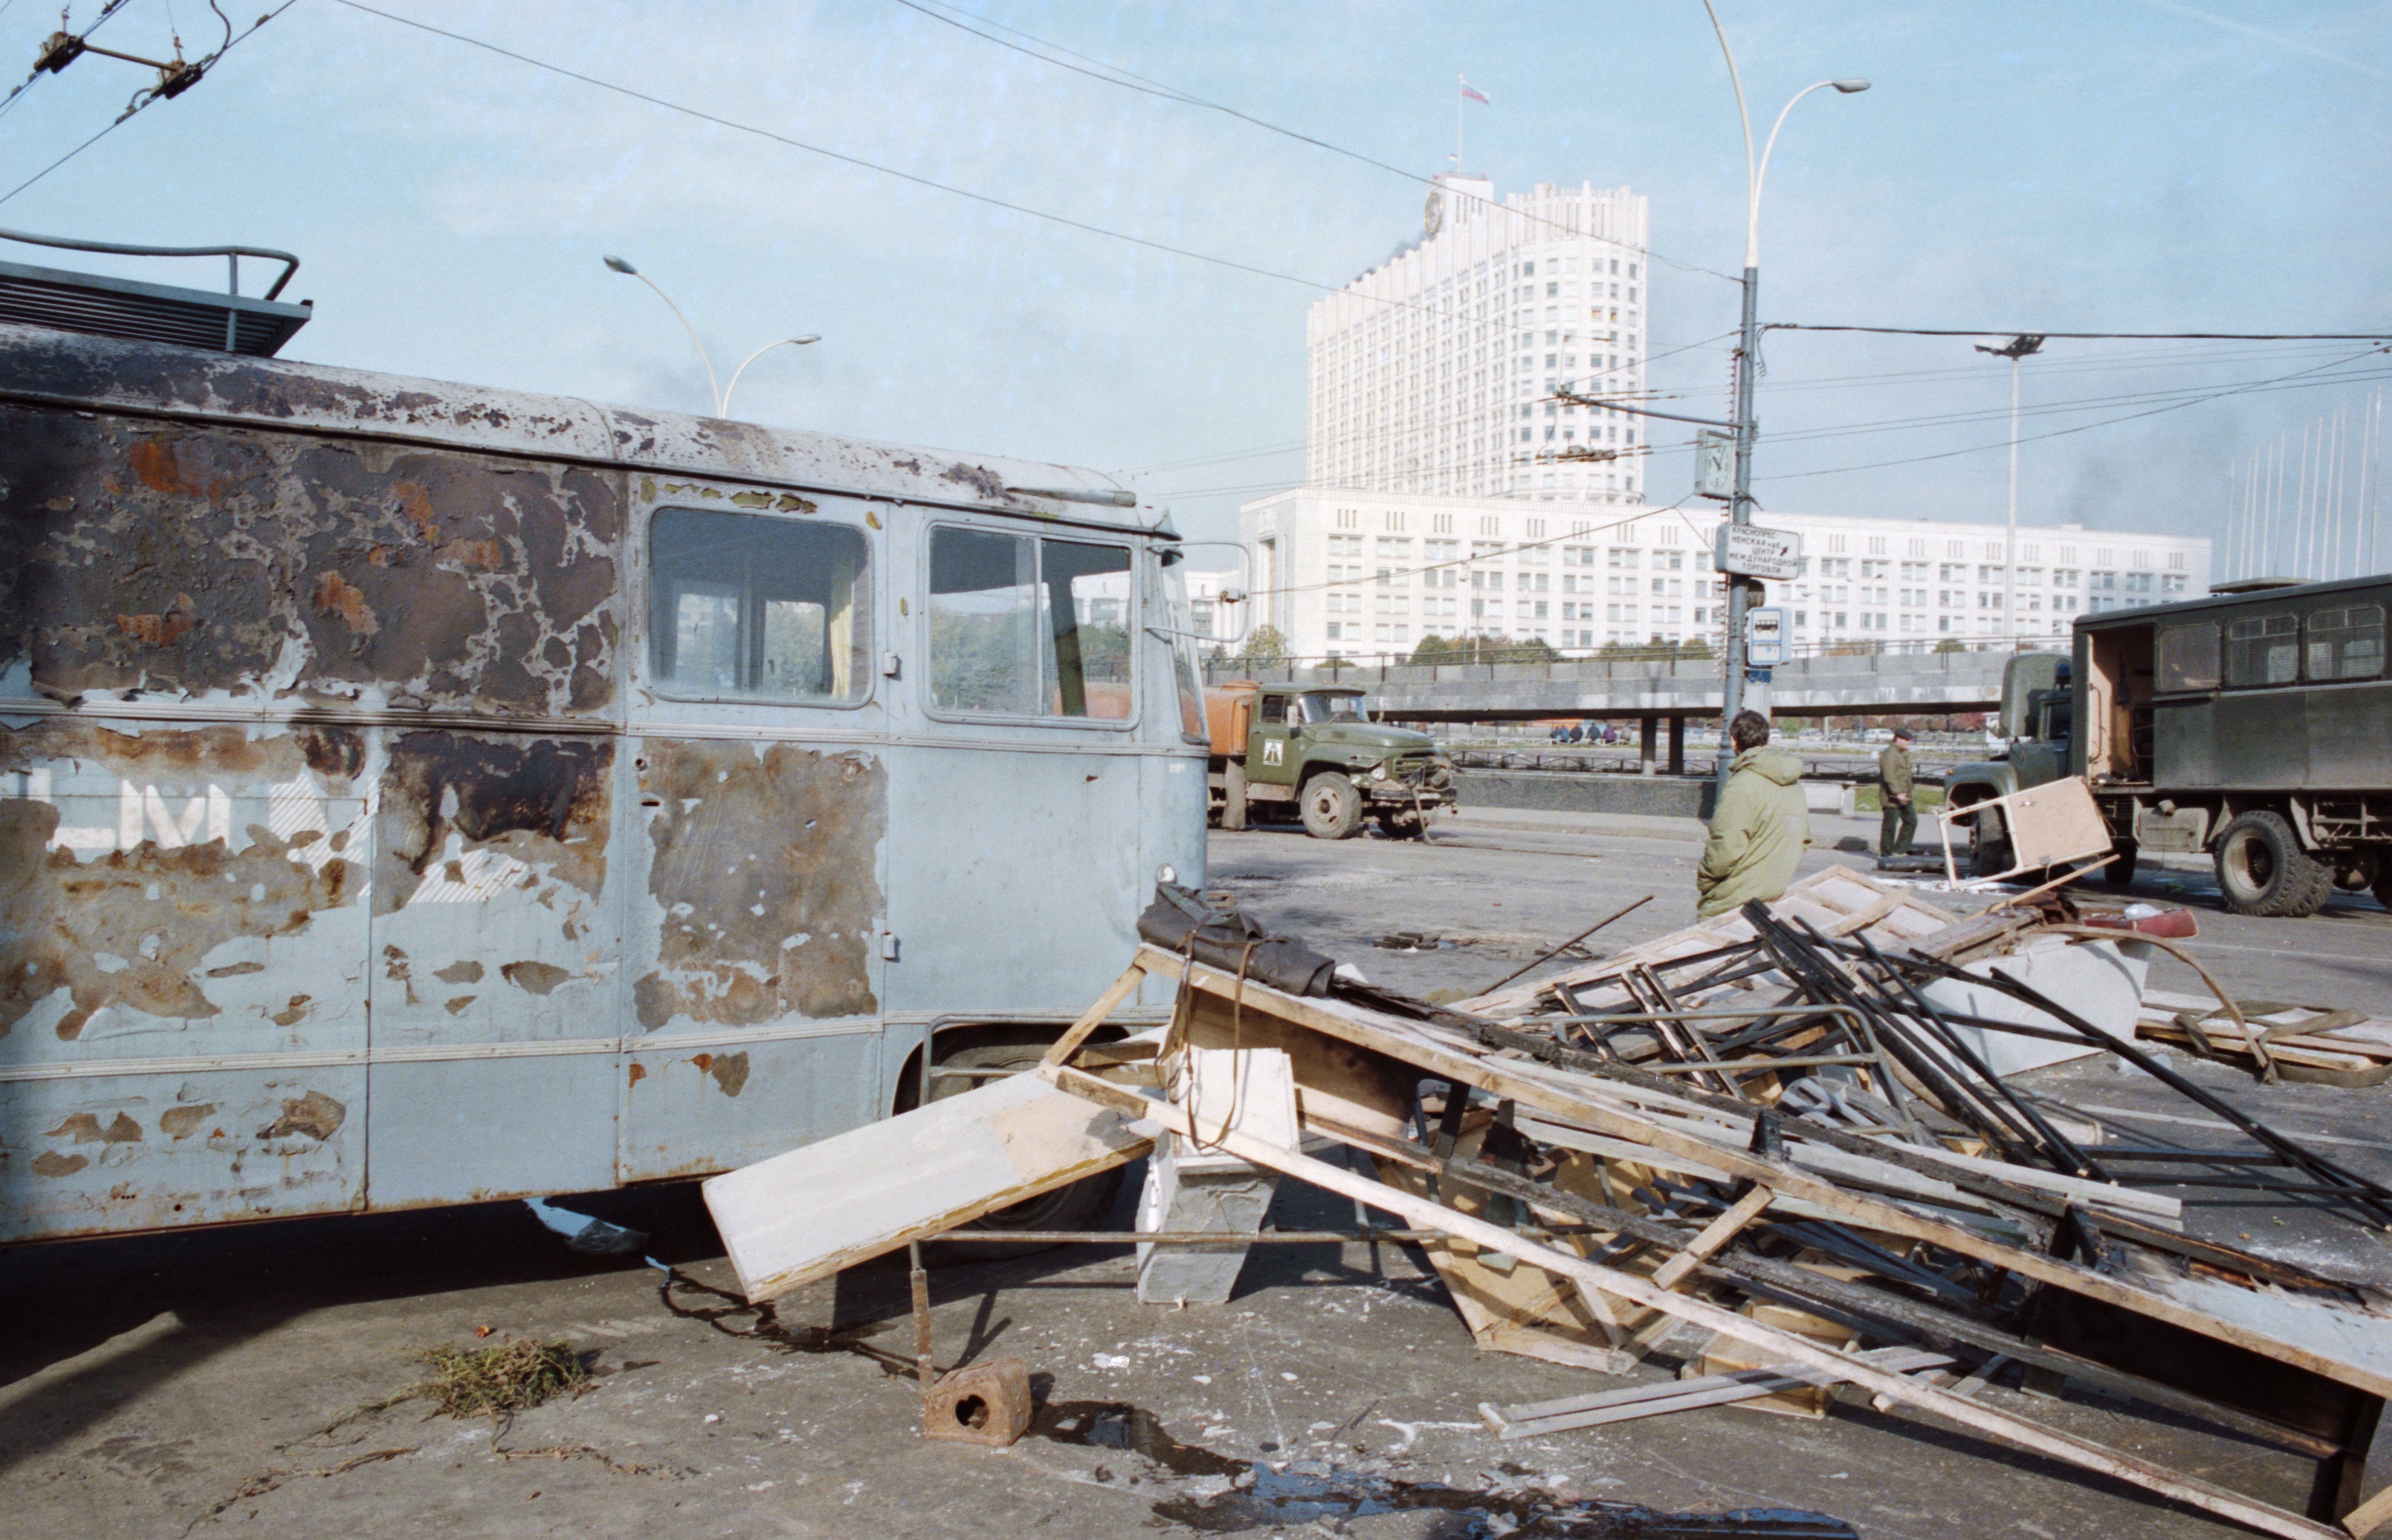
[1941,577,2392,916]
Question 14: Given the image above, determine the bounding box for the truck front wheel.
[2215,810,2332,918]
[1300,773,1365,839]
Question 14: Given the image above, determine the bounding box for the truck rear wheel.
[2102,842,2139,888]
[1300,773,1364,839]
[2215,810,2332,918]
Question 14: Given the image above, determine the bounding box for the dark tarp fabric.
[1137,883,1338,998]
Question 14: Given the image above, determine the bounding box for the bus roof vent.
[2209,576,2308,595]
[0,227,310,357]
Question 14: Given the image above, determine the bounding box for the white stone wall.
[1239,488,2214,664]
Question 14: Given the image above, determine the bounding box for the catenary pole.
[1702,0,1866,772]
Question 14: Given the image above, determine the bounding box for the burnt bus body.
[0,321,1209,1242]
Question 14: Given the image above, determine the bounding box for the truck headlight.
[1370,763,1388,781]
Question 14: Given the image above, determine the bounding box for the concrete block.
[1137,1047,1296,1307]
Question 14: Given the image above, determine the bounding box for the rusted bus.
[0,322,1207,1241]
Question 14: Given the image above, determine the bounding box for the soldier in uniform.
[1878,725,1917,858]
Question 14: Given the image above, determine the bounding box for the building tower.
[1304,175,1651,504]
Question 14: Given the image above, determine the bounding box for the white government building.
[1234,170,2211,662]
[1307,174,1654,503]
[1234,489,2211,661]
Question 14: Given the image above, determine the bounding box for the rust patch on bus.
[631,740,885,1029]
[256,1089,346,1141]
[501,961,570,995]
[0,409,619,715]
[159,1104,216,1139]
[709,1051,750,1097]
[376,731,611,914]
[33,1152,89,1178]
[0,722,363,1041]
[47,1111,142,1143]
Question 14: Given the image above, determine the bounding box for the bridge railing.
[1201,632,2061,688]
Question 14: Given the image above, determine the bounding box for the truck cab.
[1205,682,1455,838]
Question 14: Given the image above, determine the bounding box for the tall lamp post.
[603,254,818,419]
[1975,333,2044,647]
[1702,1,1867,769]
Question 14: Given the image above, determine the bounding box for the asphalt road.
[4,813,2389,1540]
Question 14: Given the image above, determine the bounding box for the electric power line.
[335,0,1636,337]
[889,0,1739,288]
[1770,323,2392,342]
[0,1,300,209]
[1755,345,2392,482]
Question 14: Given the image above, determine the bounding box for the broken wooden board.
[1040,1060,2346,1540]
[704,1059,1159,1303]
[1136,943,2392,1403]
[1377,1128,1634,1375]
[1459,865,1965,1021]
[1481,1346,1954,1440]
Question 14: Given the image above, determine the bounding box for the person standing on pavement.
[1877,725,1918,859]
[1695,710,1810,919]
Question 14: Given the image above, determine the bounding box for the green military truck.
[1204,681,1456,839]
[1942,576,2392,916]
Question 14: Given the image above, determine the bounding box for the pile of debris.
[705,869,2392,1540]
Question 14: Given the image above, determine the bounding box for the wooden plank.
[1043,960,1150,1066]
[1651,1184,1772,1292]
[1137,944,2392,1401]
[704,1062,1158,1303]
[1485,1347,1953,1439]
[1043,1063,2342,1540]
[2343,1479,2392,1538]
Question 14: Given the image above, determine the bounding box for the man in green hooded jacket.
[1695,710,1811,919]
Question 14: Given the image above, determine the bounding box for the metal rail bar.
[0,224,301,298]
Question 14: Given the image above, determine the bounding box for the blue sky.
[1,0,2385,551]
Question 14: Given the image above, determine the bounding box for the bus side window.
[650,508,871,703]
[927,528,1133,720]
[2306,605,2385,682]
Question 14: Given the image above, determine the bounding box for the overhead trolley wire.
[1755,344,2392,483]
[889,0,1741,288]
[335,1,1638,335]
[0,0,301,208]
[1770,323,2392,343]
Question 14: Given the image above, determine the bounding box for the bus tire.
[2102,842,2139,888]
[2215,810,2332,918]
[1300,773,1364,840]
[2374,863,2392,913]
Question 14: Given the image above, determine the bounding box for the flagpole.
[1456,72,1464,168]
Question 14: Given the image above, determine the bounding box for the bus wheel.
[2215,810,2332,918]
[916,1035,1126,1264]
[1300,773,1364,839]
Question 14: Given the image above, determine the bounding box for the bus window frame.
[918,518,1143,731]
[639,500,882,712]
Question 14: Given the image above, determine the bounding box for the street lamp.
[723,335,821,418]
[1702,0,1867,772]
[1974,333,2044,648]
[603,254,818,419]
